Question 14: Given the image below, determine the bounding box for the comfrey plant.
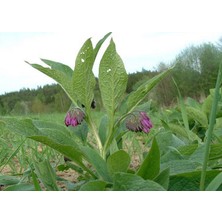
[2,33,175,190]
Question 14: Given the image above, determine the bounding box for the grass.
[0,111,111,175]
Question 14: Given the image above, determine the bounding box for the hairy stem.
[86,111,103,156]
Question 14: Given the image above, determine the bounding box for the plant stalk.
[86,111,103,157]
[200,63,222,191]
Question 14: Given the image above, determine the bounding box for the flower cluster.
[64,108,85,127]
[126,111,153,133]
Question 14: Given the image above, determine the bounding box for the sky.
[0,0,222,95]
[1,32,221,95]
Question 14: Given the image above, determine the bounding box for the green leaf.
[205,172,222,191]
[0,175,20,186]
[1,118,87,173]
[34,159,59,191]
[68,121,88,145]
[113,172,165,191]
[168,123,201,142]
[136,138,160,180]
[161,160,201,176]
[161,146,184,163]
[98,115,108,145]
[80,180,107,191]
[99,39,128,117]
[186,106,208,127]
[173,78,190,133]
[154,168,170,190]
[177,144,199,156]
[93,32,112,62]
[126,66,174,113]
[31,170,42,191]
[41,59,73,77]
[81,146,111,182]
[155,131,185,155]
[169,170,222,191]
[26,61,76,104]
[202,94,213,116]
[209,144,222,160]
[3,183,35,191]
[73,38,96,109]
[107,150,130,175]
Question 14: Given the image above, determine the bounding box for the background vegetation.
[1,39,222,115]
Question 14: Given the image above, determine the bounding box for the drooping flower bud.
[64,108,85,127]
[126,111,153,133]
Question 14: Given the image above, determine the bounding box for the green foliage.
[126,66,174,113]
[113,172,165,191]
[205,172,222,191]
[73,39,95,109]
[2,33,222,191]
[107,150,130,175]
[34,159,59,191]
[80,180,107,191]
[99,39,128,117]
[136,138,160,180]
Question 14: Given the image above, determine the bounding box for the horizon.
[1,32,222,95]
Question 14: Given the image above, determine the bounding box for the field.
[0,111,153,191]
[1,89,222,191]
[1,33,222,191]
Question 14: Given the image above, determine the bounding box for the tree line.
[1,39,222,115]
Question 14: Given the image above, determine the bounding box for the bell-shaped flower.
[126,111,153,133]
[64,108,85,127]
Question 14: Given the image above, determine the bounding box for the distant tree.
[31,97,45,113]
[173,42,222,97]
[11,101,30,115]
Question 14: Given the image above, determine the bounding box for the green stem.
[103,115,114,158]
[200,64,222,191]
[86,111,103,157]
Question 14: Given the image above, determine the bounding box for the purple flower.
[64,108,85,127]
[126,111,153,133]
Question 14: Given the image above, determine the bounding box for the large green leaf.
[137,138,160,180]
[99,39,128,117]
[209,144,222,160]
[168,123,201,142]
[93,32,112,62]
[3,183,35,191]
[107,150,130,175]
[169,170,222,191]
[98,115,108,145]
[186,106,208,127]
[126,66,174,113]
[1,118,86,172]
[155,131,185,155]
[40,59,73,77]
[113,172,165,191]
[26,60,75,104]
[81,146,111,182]
[154,168,170,190]
[161,160,201,176]
[0,175,20,186]
[205,172,222,191]
[73,38,96,109]
[34,159,59,191]
[80,180,107,191]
